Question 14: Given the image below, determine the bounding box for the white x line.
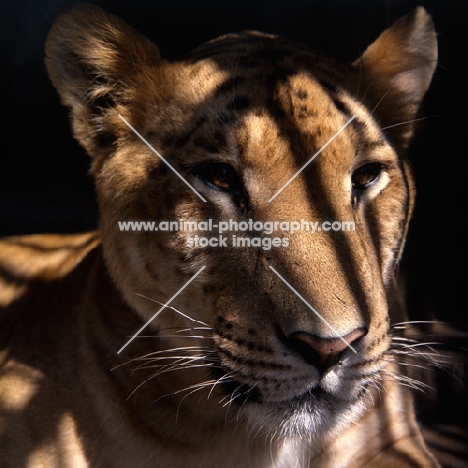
[268,115,356,202]
[269,265,357,353]
[117,266,206,354]
[118,114,207,202]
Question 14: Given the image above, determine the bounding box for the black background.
[1,0,467,440]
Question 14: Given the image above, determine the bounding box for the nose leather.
[288,327,367,371]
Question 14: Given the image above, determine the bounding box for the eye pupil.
[213,166,233,190]
[195,162,240,192]
[192,161,250,212]
[352,163,383,190]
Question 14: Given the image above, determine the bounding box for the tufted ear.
[45,4,161,164]
[353,7,437,149]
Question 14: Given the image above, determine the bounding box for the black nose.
[288,327,367,372]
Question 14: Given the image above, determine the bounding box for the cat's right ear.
[45,4,162,161]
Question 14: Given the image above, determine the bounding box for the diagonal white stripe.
[268,115,356,202]
[117,266,206,354]
[268,265,357,353]
[118,114,207,202]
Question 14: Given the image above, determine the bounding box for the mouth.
[207,359,371,439]
[210,364,329,407]
[210,365,261,404]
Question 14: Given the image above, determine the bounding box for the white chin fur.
[241,393,368,443]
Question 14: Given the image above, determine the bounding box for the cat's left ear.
[353,7,437,149]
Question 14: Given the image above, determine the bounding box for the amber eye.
[351,163,384,190]
[193,162,250,212]
[196,162,242,192]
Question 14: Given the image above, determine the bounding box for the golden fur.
[1,5,438,467]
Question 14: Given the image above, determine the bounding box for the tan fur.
[1,6,438,467]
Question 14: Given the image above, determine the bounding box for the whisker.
[380,115,437,132]
[369,87,391,116]
[130,355,214,372]
[207,371,240,399]
[135,346,211,358]
[134,293,211,328]
[384,358,434,373]
[221,382,257,408]
[391,336,420,343]
[173,370,241,422]
[128,361,223,400]
[111,346,215,371]
[176,327,213,333]
[392,372,434,392]
[154,376,234,403]
[391,320,448,328]
[138,334,213,340]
